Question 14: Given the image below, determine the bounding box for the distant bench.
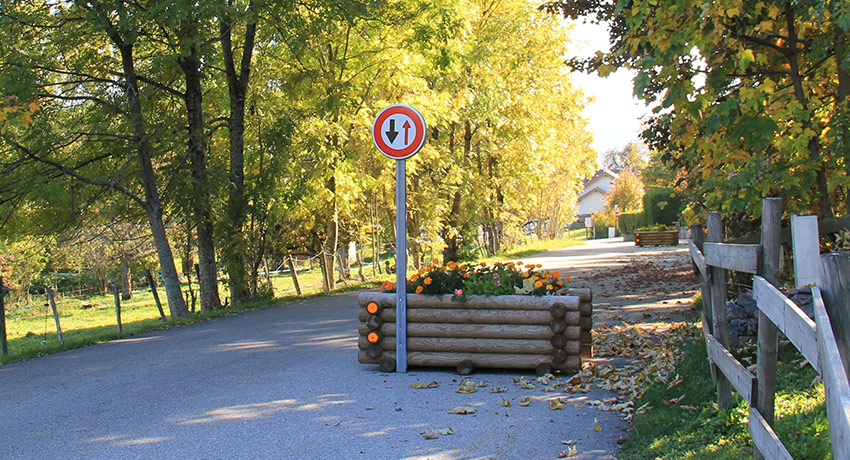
[635,230,679,247]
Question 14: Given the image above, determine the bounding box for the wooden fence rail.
[689,198,850,460]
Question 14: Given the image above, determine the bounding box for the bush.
[591,212,618,238]
[618,212,647,235]
[643,188,685,226]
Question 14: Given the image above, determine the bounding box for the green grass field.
[0,261,372,364]
[1,233,587,364]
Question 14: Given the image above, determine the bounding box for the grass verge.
[619,334,830,459]
[1,233,585,365]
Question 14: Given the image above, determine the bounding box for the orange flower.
[556,280,564,287]
[415,286,424,294]
[550,271,561,279]
[433,258,440,264]
[546,285,554,290]
[464,273,471,278]
[516,261,524,265]
[566,276,572,281]
[534,280,544,288]
[424,277,433,285]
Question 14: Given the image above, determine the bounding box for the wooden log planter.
[635,230,679,247]
[357,288,592,375]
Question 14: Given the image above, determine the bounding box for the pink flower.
[492,273,501,279]
[454,289,463,296]
[495,280,502,287]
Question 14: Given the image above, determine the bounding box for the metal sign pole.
[395,159,408,372]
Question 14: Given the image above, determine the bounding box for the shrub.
[643,188,685,226]
[618,212,647,235]
[591,211,618,238]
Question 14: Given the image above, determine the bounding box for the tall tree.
[545,0,850,219]
[0,1,190,316]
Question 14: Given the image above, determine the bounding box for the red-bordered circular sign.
[372,104,427,160]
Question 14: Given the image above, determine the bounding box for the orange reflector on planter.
[366,302,380,314]
[367,332,380,344]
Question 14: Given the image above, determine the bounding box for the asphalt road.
[0,238,689,460]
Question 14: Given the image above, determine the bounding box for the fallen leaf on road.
[449,406,477,415]
[557,445,578,458]
[499,397,512,407]
[514,377,537,389]
[411,381,440,389]
[520,397,533,407]
[436,428,454,436]
[549,399,564,410]
[490,387,508,393]
[456,380,478,394]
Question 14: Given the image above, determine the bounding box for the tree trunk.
[784,3,834,218]
[179,43,221,313]
[119,256,131,299]
[219,9,257,306]
[323,175,338,291]
[109,28,187,317]
[836,24,850,213]
[442,189,463,263]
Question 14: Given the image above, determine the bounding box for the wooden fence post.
[144,270,167,322]
[45,287,63,344]
[754,197,782,460]
[287,255,302,296]
[691,224,713,330]
[113,285,123,335]
[707,211,733,408]
[0,276,7,356]
[820,253,850,381]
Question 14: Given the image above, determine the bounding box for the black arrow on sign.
[386,119,399,143]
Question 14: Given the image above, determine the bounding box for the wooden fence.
[689,198,850,460]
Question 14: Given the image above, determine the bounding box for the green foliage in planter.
[635,224,676,232]
[618,212,647,235]
[643,188,685,226]
[380,261,568,301]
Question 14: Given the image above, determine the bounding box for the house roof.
[577,186,608,200]
[583,169,619,186]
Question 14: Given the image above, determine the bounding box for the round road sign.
[372,104,427,160]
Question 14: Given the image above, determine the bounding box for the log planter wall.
[357,289,592,375]
[635,230,679,247]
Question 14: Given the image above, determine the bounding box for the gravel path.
[0,237,696,460]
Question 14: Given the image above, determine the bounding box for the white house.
[576,169,618,217]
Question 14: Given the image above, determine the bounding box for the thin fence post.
[708,211,733,408]
[691,223,712,330]
[45,287,63,344]
[820,253,850,381]
[287,255,302,296]
[791,215,821,288]
[144,270,166,321]
[1,276,7,355]
[754,197,782,460]
[113,285,122,335]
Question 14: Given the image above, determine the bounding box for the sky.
[565,20,649,159]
